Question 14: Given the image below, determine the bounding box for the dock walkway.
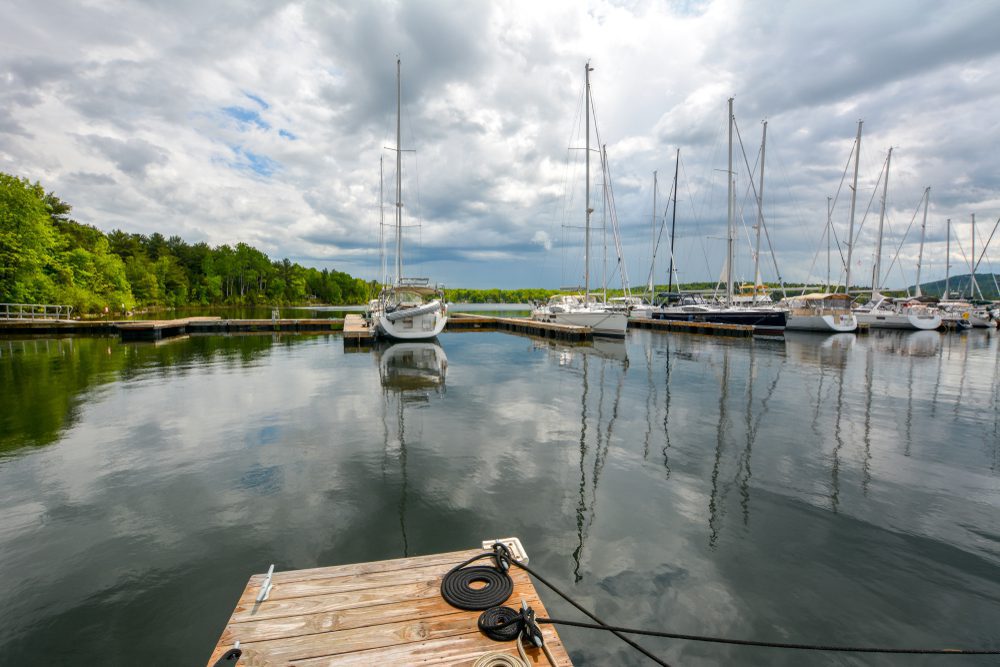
[628,316,758,337]
[207,547,572,666]
[446,313,591,341]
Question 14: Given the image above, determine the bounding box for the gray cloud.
[77,135,168,177]
[1,0,999,289]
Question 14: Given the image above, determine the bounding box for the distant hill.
[910,273,1000,300]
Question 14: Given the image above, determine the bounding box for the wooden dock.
[628,316,762,338]
[343,313,375,348]
[446,313,591,341]
[206,546,572,666]
[118,316,222,341]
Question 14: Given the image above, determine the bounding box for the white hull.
[375,300,448,340]
[855,311,941,330]
[532,309,628,337]
[785,312,858,333]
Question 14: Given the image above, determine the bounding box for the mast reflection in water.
[375,340,447,556]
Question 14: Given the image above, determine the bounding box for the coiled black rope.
[441,546,514,611]
[534,617,1000,655]
[478,606,522,642]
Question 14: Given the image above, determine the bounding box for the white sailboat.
[855,293,941,330]
[780,293,858,332]
[532,62,627,338]
[371,58,448,341]
[852,147,941,331]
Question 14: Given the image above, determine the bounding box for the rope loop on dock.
[478,606,523,642]
[477,603,555,667]
[440,549,514,611]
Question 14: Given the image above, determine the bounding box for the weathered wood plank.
[289,632,573,666]
[220,583,547,644]
[244,549,477,587]
[229,578,443,623]
[240,561,462,603]
[343,313,374,340]
[229,565,539,626]
[206,547,574,666]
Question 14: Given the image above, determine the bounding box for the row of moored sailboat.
[366,60,996,341]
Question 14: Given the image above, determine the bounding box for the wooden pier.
[446,313,591,341]
[206,546,572,666]
[0,311,885,344]
[118,316,222,341]
[628,316,772,338]
[343,313,375,348]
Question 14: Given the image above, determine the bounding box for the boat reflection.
[784,331,855,368]
[377,340,448,395]
[866,329,941,357]
[533,336,629,366]
[374,340,448,556]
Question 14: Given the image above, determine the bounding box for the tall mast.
[394,57,403,284]
[379,156,386,285]
[915,187,929,297]
[945,218,951,297]
[826,196,832,292]
[753,120,767,302]
[845,120,863,295]
[726,97,734,306]
[667,148,679,293]
[971,213,980,299]
[872,147,892,300]
[602,145,608,301]
[584,62,593,300]
[649,170,657,295]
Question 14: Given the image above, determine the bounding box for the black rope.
[478,604,547,650]
[537,617,1000,655]
[479,606,522,642]
[497,545,671,667]
[490,542,1000,663]
[441,548,514,611]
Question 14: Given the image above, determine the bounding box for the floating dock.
[343,313,376,348]
[0,311,890,343]
[118,316,222,341]
[206,546,572,666]
[0,317,346,340]
[344,312,592,349]
[628,316,773,338]
[447,313,591,341]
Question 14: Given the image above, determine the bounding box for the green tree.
[0,174,57,302]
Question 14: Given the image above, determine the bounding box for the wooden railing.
[0,303,74,320]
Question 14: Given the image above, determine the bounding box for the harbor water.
[0,329,998,665]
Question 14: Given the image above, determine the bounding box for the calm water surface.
[0,329,998,665]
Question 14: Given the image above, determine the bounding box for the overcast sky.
[3,0,1000,290]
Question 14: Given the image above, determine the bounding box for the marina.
[0,309,981,348]
[4,3,1000,665]
[1,327,998,665]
